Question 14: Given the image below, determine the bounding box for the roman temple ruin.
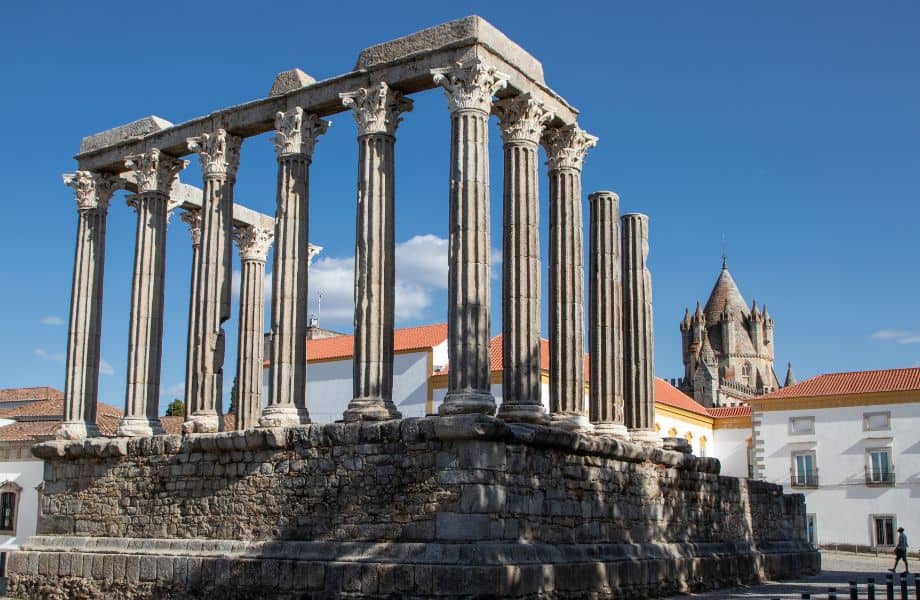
[9,16,818,598]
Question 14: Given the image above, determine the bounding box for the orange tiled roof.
[758,367,920,401]
[655,378,710,416]
[0,386,64,403]
[0,399,122,441]
[707,406,752,418]
[264,323,449,366]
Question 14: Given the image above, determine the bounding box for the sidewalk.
[677,551,914,599]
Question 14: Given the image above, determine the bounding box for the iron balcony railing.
[790,468,819,488]
[865,466,896,486]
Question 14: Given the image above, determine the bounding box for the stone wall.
[8,415,818,598]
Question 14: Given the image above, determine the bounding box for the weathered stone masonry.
[12,416,816,598]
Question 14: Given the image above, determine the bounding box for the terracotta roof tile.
[707,406,752,418]
[759,367,920,400]
[265,323,449,366]
[0,387,63,403]
[0,400,122,441]
[654,379,710,416]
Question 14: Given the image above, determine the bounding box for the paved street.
[678,551,916,599]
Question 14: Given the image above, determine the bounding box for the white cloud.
[34,348,64,361]
[872,329,920,345]
[99,360,114,376]
[40,316,65,326]
[229,234,499,327]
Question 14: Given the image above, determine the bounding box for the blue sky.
[0,1,917,413]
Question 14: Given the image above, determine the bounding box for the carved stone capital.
[180,209,202,247]
[340,81,413,137]
[233,224,274,262]
[63,171,124,212]
[124,148,188,195]
[494,93,554,145]
[542,124,598,172]
[273,107,330,158]
[431,59,509,115]
[187,129,242,180]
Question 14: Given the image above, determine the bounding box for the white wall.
[757,399,920,546]
[266,350,434,424]
[0,458,44,551]
[712,426,751,479]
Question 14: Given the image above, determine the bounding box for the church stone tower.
[679,260,781,407]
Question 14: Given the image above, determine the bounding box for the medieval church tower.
[679,260,784,407]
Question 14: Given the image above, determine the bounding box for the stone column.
[184,129,242,433]
[117,149,187,437]
[263,108,329,427]
[588,191,627,439]
[58,172,123,440]
[542,124,597,432]
[340,82,412,422]
[621,212,660,446]
[493,94,553,424]
[431,59,508,416]
[180,209,201,422]
[233,224,273,430]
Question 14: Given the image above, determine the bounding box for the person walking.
[889,527,909,574]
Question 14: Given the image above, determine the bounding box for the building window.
[791,452,818,487]
[873,515,896,546]
[806,514,817,545]
[741,362,752,385]
[789,416,815,435]
[863,412,891,431]
[699,436,708,457]
[866,448,895,485]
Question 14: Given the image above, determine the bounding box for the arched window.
[742,362,752,385]
[700,436,708,457]
[0,482,22,534]
[667,427,678,438]
[654,422,661,432]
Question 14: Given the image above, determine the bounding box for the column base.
[55,420,100,441]
[343,398,401,422]
[592,422,629,440]
[629,428,664,448]
[116,417,164,438]
[496,402,549,425]
[181,413,221,434]
[258,405,309,428]
[550,413,595,434]
[439,391,496,416]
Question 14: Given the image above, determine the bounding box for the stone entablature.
[11,416,818,597]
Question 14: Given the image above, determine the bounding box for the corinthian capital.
[272,107,330,159]
[180,209,202,247]
[187,129,242,180]
[340,82,413,137]
[63,171,125,212]
[233,224,274,262]
[494,93,554,145]
[542,124,598,172]
[431,59,509,115]
[125,148,188,195]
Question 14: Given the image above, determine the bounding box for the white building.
[750,367,920,548]
[0,387,120,572]
[282,324,752,478]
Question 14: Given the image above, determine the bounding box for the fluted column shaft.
[185,129,241,433]
[181,209,202,421]
[588,191,627,438]
[495,95,552,424]
[543,124,597,432]
[621,213,658,444]
[118,149,185,437]
[234,225,272,430]
[264,108,329,427]
[432,59,508,416]
[59,172,122,439]
[341,83,411,422]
